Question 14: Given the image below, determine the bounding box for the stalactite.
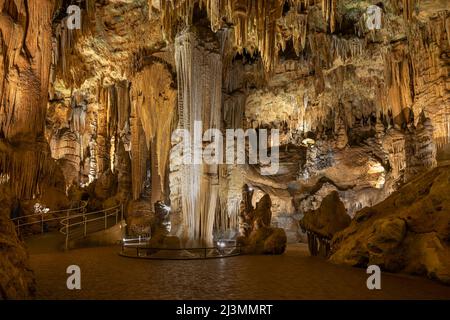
[223,94,246,130]
[130,104,149,200]
[384,43,414,128]
[405,115,437,179]
[383,129,407,180]
[279,11,308,56]
[401,0,418,21]
[217,165,243,235]
[0,0,56,199]
[321,0,336,33]
[158,0,342,71]
[160,0,286,72]
[88,135,98,184]
[49,128,81,186]
[0,141,56,199]
[70,97,87,134]
[309,32,332,67]
[331,36,365,62]
[51,1,94,88]
[96,87,111,174]
[408,11,449,146]
[130,63,177,202]
[116,81,131,135]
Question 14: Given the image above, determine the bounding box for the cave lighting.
[367,162,385,174]
[302,138,315,146]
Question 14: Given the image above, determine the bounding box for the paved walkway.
[28,243,450,300]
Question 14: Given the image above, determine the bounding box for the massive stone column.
[173,26,222,245]
[0,0,56,299]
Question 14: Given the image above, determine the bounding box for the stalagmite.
[383,129,407,180]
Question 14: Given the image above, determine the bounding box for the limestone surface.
[330,165,450,284]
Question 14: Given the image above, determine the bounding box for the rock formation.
[300,191,351,257]
[0,0,449,288]
[0,185,35,299]
[237,185,287,254]
[331,165,450,284]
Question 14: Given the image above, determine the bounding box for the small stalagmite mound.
[300,191,351,257]
[237,188,287,255]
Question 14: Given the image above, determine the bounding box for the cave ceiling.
[0,0,449,244]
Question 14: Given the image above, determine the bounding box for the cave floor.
[27,239,450,300]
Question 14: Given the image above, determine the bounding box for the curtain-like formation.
[408,11,450,147]
[130,110,149,200]
[384,43,414,127]
[160,0,284,72]
[130,63,177,202]
[97,87,113,174]
[0,0,56,199]
[279,11,308,56]
[158,0,343,71]
[175,28,222,245]
[51,0,94,89]
[400,0,417,20]
[321,0,336,33]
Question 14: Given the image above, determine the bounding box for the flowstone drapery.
[173,27,223,245]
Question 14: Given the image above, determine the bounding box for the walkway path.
[28,243,450,300]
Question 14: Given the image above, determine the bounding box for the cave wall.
[0,0,58,299]
[44,0,450,244]
[1,0,449,250]
[0,0,59,199]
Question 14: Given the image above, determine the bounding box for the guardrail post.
[115,209,118,225]
[84,216,87,236]
[104,210,107,229]
[41,214,44,234]
[121,203,124,221]
[65,210,69,250]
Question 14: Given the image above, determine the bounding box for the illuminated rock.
[331,165,450,284]
[238,187,287,255]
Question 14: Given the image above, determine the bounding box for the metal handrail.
[59,205,120,224]
[11,201,88,222]
[120,243,243,260]
[59,209,119,233]
[12,201,88,235]
[60,204,123,250]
